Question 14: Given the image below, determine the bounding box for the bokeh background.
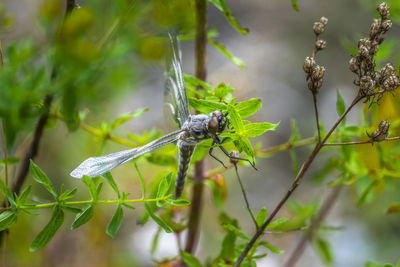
[1,0,400,266]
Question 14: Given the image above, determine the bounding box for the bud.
[381,63,396,79]
[377,3,390,20]
[360,75,375,94]
[229,151,240,164]
[382,75,399,91]
[358,38,371,49]
[381,19,392,33]
[369,19,381,38]
[359,46,369,57]
[303,56,315,74]
[311,65,326,81]
[319,17,328,26]
[313,22,325,35]
[349,57,358,73]
[315,39,327,51]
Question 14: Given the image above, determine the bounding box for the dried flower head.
[311,65,326,81]
[368,120,390,142]
[313,22,325,35]
[381,63,396,79]
[229,151,240,164]
[360,75,375,95]
[377,3,390,20]
[349,57,359,73]
[303,56,315,74]
[382,75,399,91]
[319,17,328,26]
[369,19,381,38]
[315,39,327,51]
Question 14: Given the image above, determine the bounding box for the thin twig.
[324,136,400,146]
[234,164,258,230]
[284,185,343,267]
[312,93,321,143]
[234,94,362,266]
[184,0,208,255]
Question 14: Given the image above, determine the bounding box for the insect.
[70,33,256,198]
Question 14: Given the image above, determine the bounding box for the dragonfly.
[70,33,256,198]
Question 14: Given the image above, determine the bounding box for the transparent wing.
[164,32,190,130]
[70,129,182,178]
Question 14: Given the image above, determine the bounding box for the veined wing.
[70,129,183,178]
[164,32,190,130]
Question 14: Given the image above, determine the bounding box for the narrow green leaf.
[135,163,146,198]
[144,203,172,233]
[122,203,136,210]
[151,227,162,255]
[336,90,346,124]
[111,107,149,129]
[289,149,300,177]
[0,211,18,231]
[234,98,262,118]
[219,227,237,259]
[58,187,77,201]
[29,160,57,199]
[209,0,249,35]
[0,157,19,165]
[71,205,94,230]
[64,207,82,213]
[259,241,284,254]
[291,0,300,11]
[102,172,120,198]
[166,199,190,206]
[156,173,173,198]
[256,207,268,228]
[82,175,98,201]
[290,120,300,143]
[228,104,244,132]
[222,224,250,241]
[18,185,32,203]
[106,204,123,239]
[234,137,254,159]
[0,178,13,200]
[30,205,64,252]
[386,203,400,213]
[209,39,245,68]
[189,98,227,114]
[244,122,279,138]
[312,237,334,265]
[181,250,203,267]
[266,218,289,230]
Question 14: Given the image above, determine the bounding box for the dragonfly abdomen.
[174,143,195,199]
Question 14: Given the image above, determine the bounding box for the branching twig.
[234,94,362,266]
[284,185,343,267]
[324,136,400,146]
[184,0,208,255]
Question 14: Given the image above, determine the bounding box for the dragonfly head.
[208,111,229,134]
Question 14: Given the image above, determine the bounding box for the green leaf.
[122,203,136,210]
[222,224,250,241]
[365,261,395,267]
[166,199,190,206]
[208,0,249,35]
[18,185,32,203]
[181,250,203,267]
[144,202,172,233]
[111,107,149,129]
[234,98,262,118]
[0,178,13,200]
[209,39,245,68]
[289,149,300,177]
[0,157,19,165]
[30,205,64,252]
[0,211,18,231]
[386,203,400,213]
[256,207,268,228]
[156,173,173,198]
[290,120,300,143]
[58,187,77,201]
[312,237,334,265]
[184,74,213,92]
[135,163,146,198]
[244,122,279,138]
[82,175,98,201]
[219,226,237,260]
[259,241,283,254]
[265,218,289,230]
[29,160,57,199]
[189,98,227,114]
[228,104,244,132]
[102,172,120,198]
[336,90,346,124]
[234,137,254,159]
[106,204,123,239]
[291,0,299,11]
[71,205,94,230]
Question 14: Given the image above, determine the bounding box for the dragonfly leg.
[216,137,258,170]
[209,139,227,168]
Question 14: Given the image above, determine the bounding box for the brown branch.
[324,136,400,146]
[284,185,343,267]
[312,93,321,143]
[184,0,208,255]
[234,94,362,266]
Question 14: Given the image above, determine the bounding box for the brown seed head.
[349,57,358,73]
[369,19,381,38]
[311,65,326,81]
[229,151,239,164]
[377,3,390,20]
[381,63,396,79]
[313,22,325,35]
[319,17,328,26]
[383,75,399,91]
[360,75,375,94]
[315,39,327,51]
[303,56,315,74]
[381,19,393,33]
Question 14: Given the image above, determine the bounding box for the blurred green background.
[1,0,400,266]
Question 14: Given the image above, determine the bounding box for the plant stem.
[185,0,208,255]
[234,164,258,230]
[234,94,362,266]
[284,185,342,267]
[324,136,400,146]
[312,93,321,143]
[0,195,171,212]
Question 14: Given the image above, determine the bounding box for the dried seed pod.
[369,120,390,142]
[229,151,240,164]
[307,80,315,91]
[360,75,375,95]
[311,65,326,81]
[358,38,371,49]
[359,45,370,57]
[377,3,390,20]
[381,19,393,33]
[315,39,327,51]
[303,56,315,74]
[314,79,323,90]
[349,57,358,73]
[383,75,399,91]
[381,63,396,79]
[369,19,381,38]
[313,22,325,35]
[319,17,328,26]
